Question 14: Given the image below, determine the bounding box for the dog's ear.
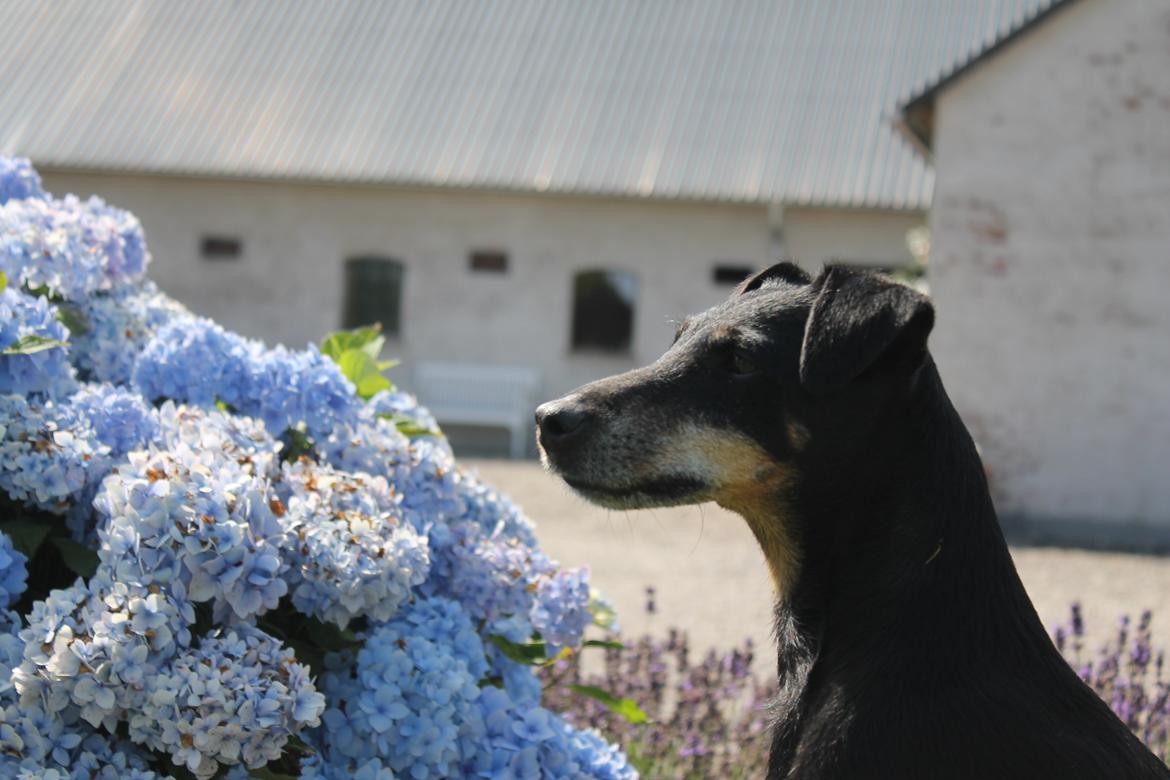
[734,262,811,297]
[799,267,934,393]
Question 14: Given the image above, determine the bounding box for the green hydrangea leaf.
[378,412,442,439]
[56,304,89,336]
[320,324,385,362]
[0,518,52,559]
[337,349,392,399]
[582,639,625,651]
[1,334,68,355]
[568,684,649,724]
[50,536,99,578]
[487,634,550,665]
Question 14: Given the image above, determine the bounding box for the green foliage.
[0,270,6,293]
[582,639,625,651]
[337,350,393,399]
[0,517,52,560]
[567,684,648,725]
[250,766,298,779]
[378,411,442,439]
[319,324,399,400]
[49,536,99,578]
[257,604,362,679]
[321,324,444,437]
[587,593,619,632]
[56,303,89,336]
[1,334,68,355]
[319,324,387,363]
[488,634,646,725]
[279,426,315,464]
[487,634,558,666]
[0,495,103,612]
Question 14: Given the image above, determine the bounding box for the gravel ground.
[466,458,1170,670]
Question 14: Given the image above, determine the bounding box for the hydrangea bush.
[0,157,636,779]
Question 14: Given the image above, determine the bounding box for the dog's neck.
[760,361,1057,776]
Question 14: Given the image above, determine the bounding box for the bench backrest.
[414,362,541,424]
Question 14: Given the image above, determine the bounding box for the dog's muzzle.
[534,395,594,460]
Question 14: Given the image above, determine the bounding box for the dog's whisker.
[689,503,706,555]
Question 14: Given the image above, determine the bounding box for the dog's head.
[536,263,935,589]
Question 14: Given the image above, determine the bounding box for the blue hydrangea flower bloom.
[278,460,430,628]
[0,157,630,780]
[453,468,538,546]
[133,317,261,408]
[425,521,554,625]
[12,572,195,737]
[464,686,637,779]
[94,440,289,622]
[130,624,323,779]
[0,191,149,299]
[70,281,191,385]
[0,157,44,204]
[299,753,398,780]
[243,344,359,438]
[530,567,593,655]
[70,383,159,456]
[314,597,487,778]
[135,319,359,438]
[0,394,111,512]
[321,413,410,475]
[0,287,75,397]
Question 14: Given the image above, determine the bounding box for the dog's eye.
[729,350,757,376]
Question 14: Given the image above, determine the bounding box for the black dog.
[536,264,1169,779]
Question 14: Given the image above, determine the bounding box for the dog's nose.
[535,399,592,443]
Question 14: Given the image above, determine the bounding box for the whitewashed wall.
[928,0,1170,535]
[39,172,921,452]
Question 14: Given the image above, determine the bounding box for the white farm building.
[897,0,1170,546]
[2,0,1167,543]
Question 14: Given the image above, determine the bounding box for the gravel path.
[466,458,1170,669]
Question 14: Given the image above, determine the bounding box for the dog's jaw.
[541,420,803,593]
[560,473,710,510]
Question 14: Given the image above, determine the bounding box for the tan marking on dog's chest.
[665,426,802,594]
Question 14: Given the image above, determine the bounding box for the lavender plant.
[1054,604,1170,763]
[545,590,1170,778]
[0,157,635,779]
[541,588,775,780]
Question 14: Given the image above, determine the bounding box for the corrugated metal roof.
[1,1,1059,209]
[898,0,1078,152]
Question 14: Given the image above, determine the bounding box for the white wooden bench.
[413,362,541,458]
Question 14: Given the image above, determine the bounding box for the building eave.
[896,0,1081,156]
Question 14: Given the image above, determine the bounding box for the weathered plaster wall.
[928,0,1170,530]
[783,206,925,270]
[38,172,920,453]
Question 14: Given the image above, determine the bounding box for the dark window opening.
[470,250,509,273]
[343,257,404,337]
[571,269,638,353]
[712,264,754,285]
[201,235,242,260]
